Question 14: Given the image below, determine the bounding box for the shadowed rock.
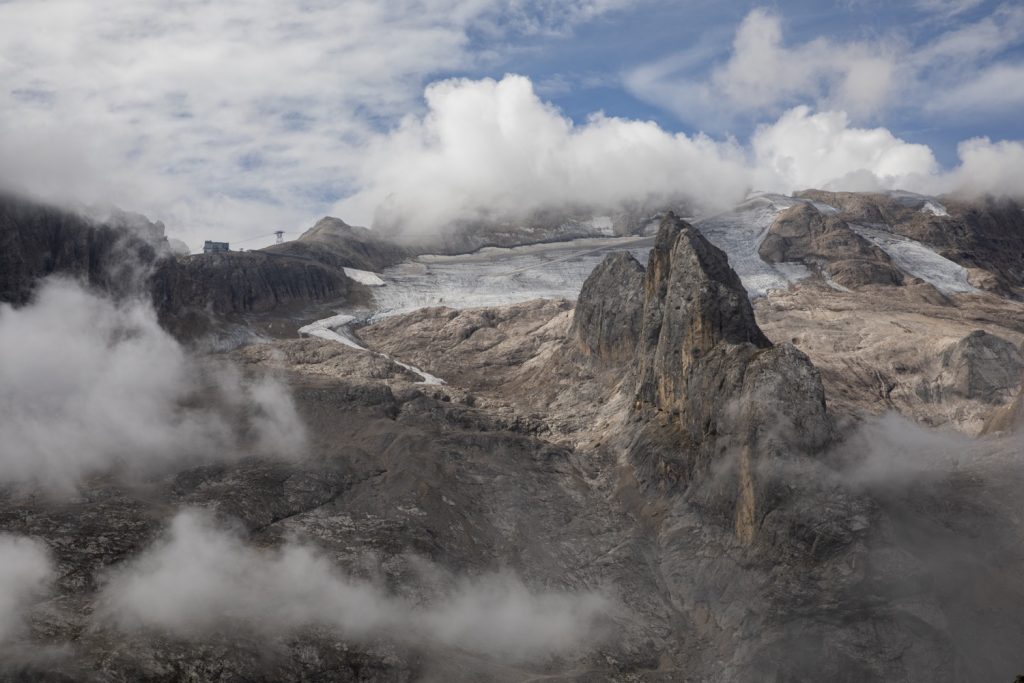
[570,251,645,364]
[0,192,165,305]
[262,216,411,272]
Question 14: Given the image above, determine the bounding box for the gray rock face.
[151,251,368,319]
[759,203,903,288]
[570,252,645,364]
[930,330,1024,404]
[797,190,1024,295]
[569,214,833,544]
[629,215,830,506]
[0,192,164,305]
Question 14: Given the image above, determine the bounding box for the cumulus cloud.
[945,137,1024,199]
[625,8,900,124]
[332,74,1024,237]
[0,536,53,645]
[0,278,306,491]
[750,107,940,194]
[97,509,611,661]
[334,74,751,237]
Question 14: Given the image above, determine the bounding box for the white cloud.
[0,536,53,645]
[334,74,752,236]
[945,137,1024,199]
[914,0,985,18]
[0,278,307,492]
[97,509,611,661]
[750,106,939,193]
[624,8,901,125]
[0,0,638,250]
[926,62,1024,115]
[624,5,1024,128]
[332,74,1023,236]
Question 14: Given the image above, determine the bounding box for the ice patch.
[298,314,362,349]
[343,268,386,286]
[370,235,654,319]
[921,201,949,217]
[299,314,445,385]
[848,224,977,294]
[696,192,812,297]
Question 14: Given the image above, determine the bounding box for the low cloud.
[97,509,611,661]
[0,278,307,492]
[0,536,53,645]
[334,74,751,239]
[828,413,975,489]
[335,74,1024,238]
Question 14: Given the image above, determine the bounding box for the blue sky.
[478,0,1023,165]
[0,0,1021,247]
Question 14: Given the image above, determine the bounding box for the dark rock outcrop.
[151,251,368,320]
[759,202,904,288]
[0,192,165,305]
[261,217,411,272]
[568,214,833,545]
[570,252,645,364]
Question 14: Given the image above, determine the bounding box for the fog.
[0,536,52,646]
[96,509,611,661]
[0,278,307,492]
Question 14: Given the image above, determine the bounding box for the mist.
[0,278,307,492]
[96,509,612,662]
[0,536,52,645]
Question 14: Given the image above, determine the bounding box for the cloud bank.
[0,278,306,491]
[335,74,1024,238]
[97,509,611,661]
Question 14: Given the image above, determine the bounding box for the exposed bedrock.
[570,251,646,364]
[759,202,904,288]
[918,329,1024,405]
[0,192,165,305]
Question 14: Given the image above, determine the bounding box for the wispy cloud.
[624,4,1024,129]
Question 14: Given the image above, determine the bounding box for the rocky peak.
[570,213,832,543]
[570,251,645,364]
[634,213,770,412]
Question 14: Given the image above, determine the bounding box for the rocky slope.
[759,202,904,288]
[797,190,1024,295]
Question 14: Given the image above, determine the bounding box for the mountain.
[3,191,1024,680]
